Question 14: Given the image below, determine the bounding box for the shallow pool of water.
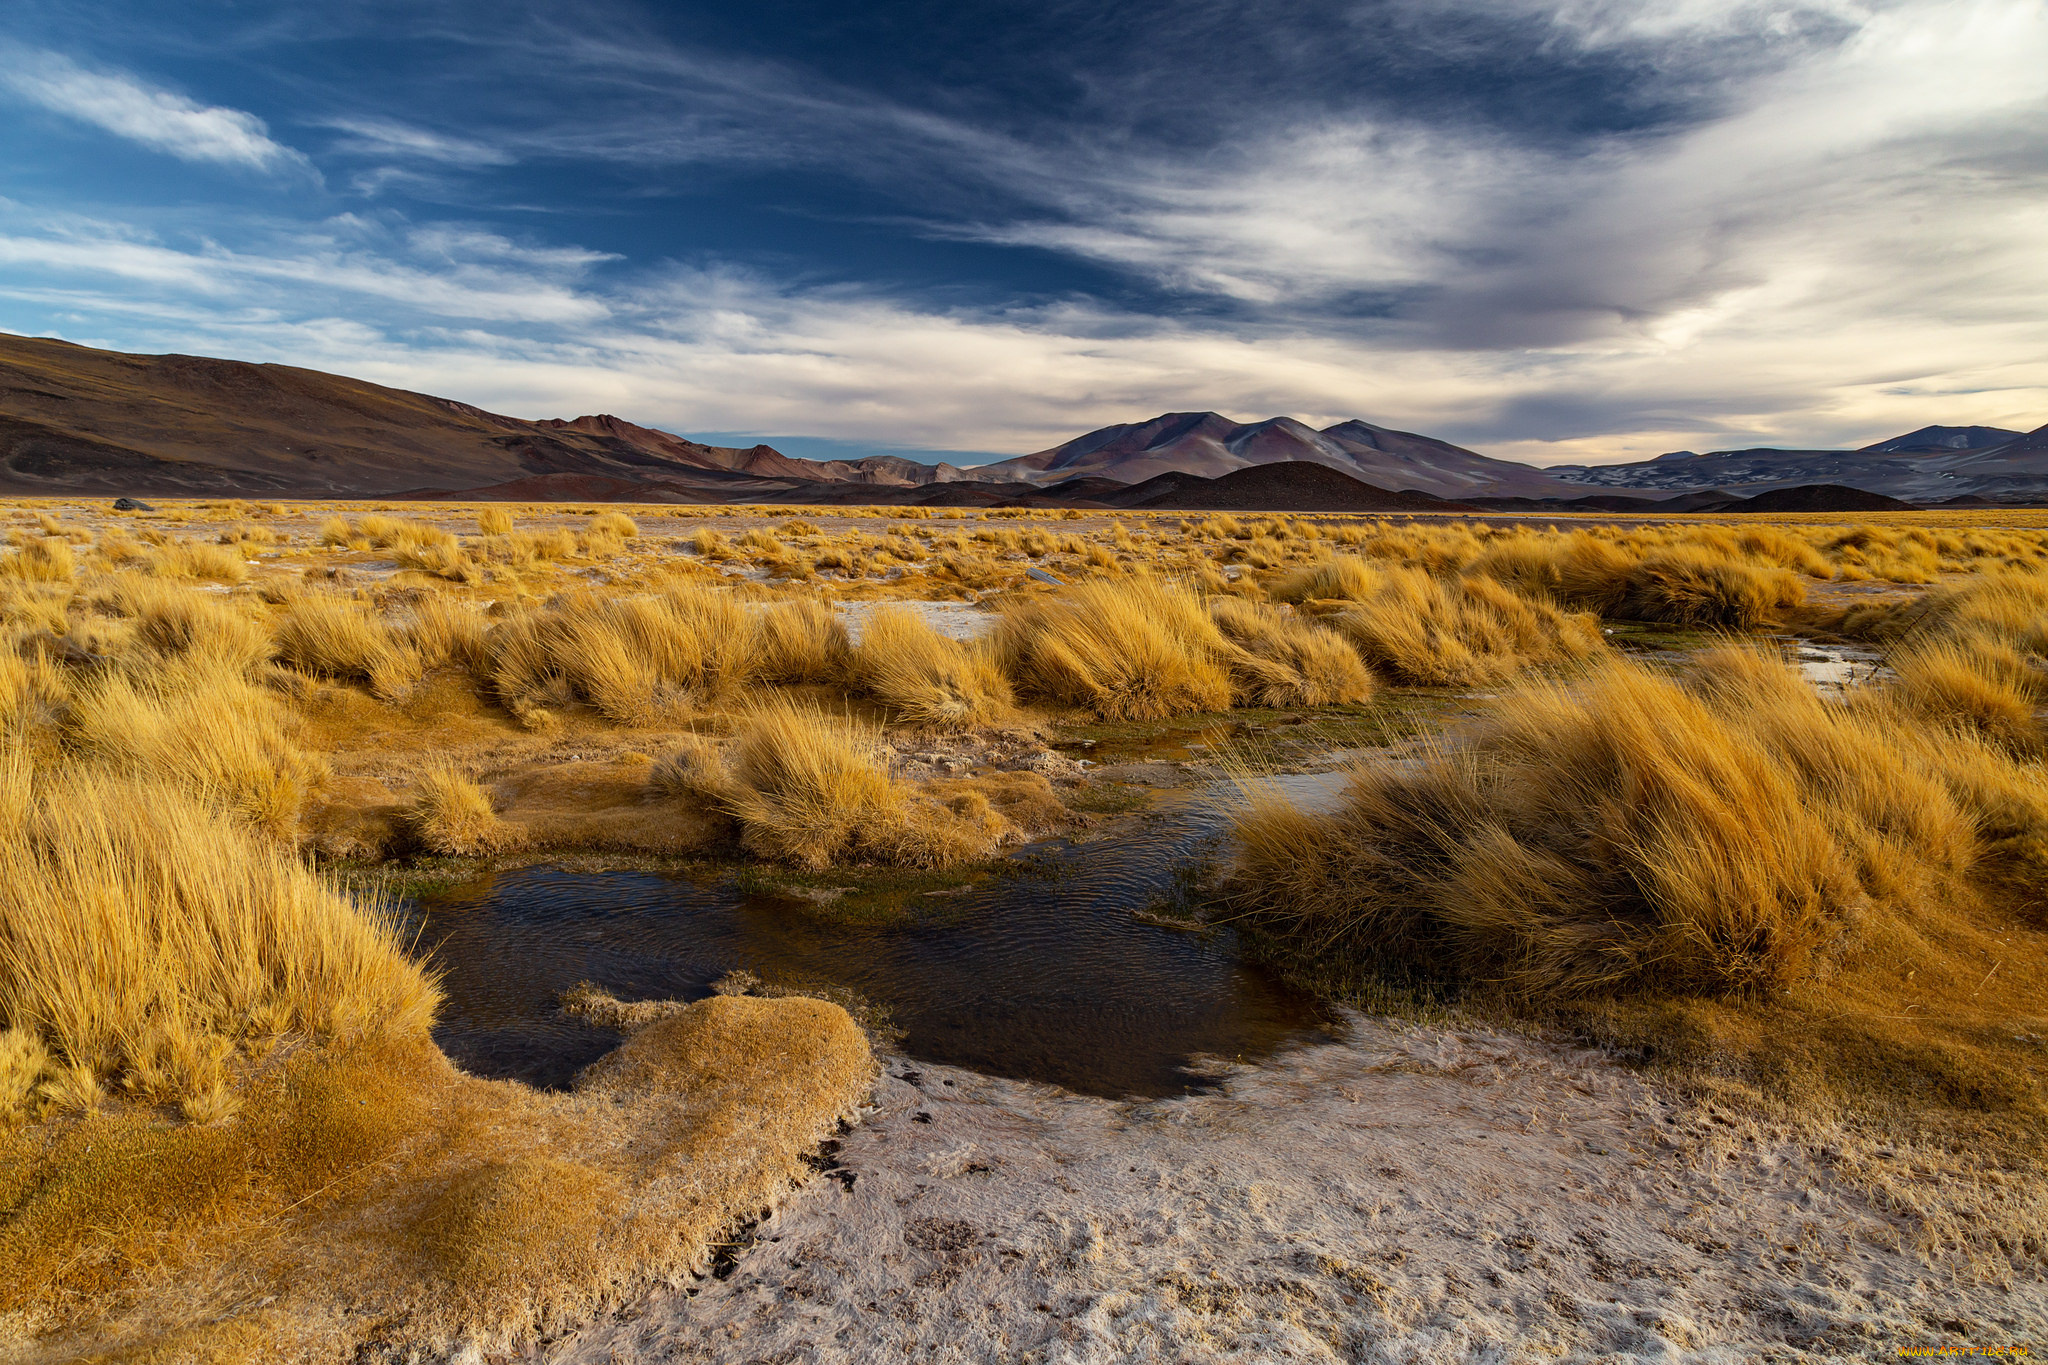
[410,776,1344,1099]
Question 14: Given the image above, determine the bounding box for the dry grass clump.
[1327,564,1603,686]
[0,536,76,583]
[1614,546,1807,626]
[101,575,272,674]
[477,506,515,536]
[1232,647,2048,998]
[755,598,850,683]
[0,765,437,1123]
[995,578,1233,720]
[1268,554,1379,604]
[589,511,638,539]
[1469,533,1805,627]
[404,765,519,855]
[403,595,491,676]
[1208,596,1375,707]
[488,584,758,727]
[65,660,328,836]
[664,702,1005,868]
[850,606,1012,727]
[272,593,422,700]
[147,539,249,582]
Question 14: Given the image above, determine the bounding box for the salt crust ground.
[553,1017,2044,1363]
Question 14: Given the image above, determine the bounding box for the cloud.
[4,207,2041,470]
[0,48,313,176]
[0,1,2044,465]
[324,116,514,167]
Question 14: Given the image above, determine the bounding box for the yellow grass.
[1208,596,1376,706]
[1232,646,2048,996]
[404,765,519,855]
[0,765,437,1122]
[670,701,1005,868]
[1322,562,1604,686]
[272,594,421,700]
[147,540,249,583]
[0,537,75,583]
[995,577,1233,719]
[477,507,514,536]
[850,606,1012,727]
[487,584,759,727]
[755,598,850,683]
[65,660,328,837]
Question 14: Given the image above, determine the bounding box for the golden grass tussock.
[995,577,1233,720]
[272,593,422,700]
[147,539,249,582]
[0,536,76,583]
[1845,567,2048,655]
[1267,554,1380,604]
[476,506,514,536]
[754,597,850,683]
[1888,637,2046,756]
[667,702,1006,867]
[849,606,1012,727]
[588,510,638,539]
[488,583,759,727]
[1232,646,2045,999]
[1326,563,1603,686]
[404,765,520,855]
[120,577,272,674]
[0,765,438,1123]
[65,659,329,837]
[1469,533,1805,627]
[1208,596,1376,707]
[403,595,491,676]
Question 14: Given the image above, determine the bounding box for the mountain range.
[2,331,2044,507]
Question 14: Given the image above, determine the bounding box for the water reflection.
[410,777,1344,1099]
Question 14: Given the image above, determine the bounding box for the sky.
[1,0,2044,468]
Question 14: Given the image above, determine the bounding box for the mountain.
[977,411,1587,500]
[9,331,2042,506]
[1858,425,2022,454]
[0,332,962,499]
[1545,423,2046,501]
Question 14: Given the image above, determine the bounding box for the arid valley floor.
[3,497,2046,1362]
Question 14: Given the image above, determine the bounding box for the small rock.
[1007,749,1087,779]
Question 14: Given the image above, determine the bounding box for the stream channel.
[407,771,1345,1100]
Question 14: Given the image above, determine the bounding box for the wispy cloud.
[0,48,314,176]
[324,116,514,167]
[0,1,2043,465]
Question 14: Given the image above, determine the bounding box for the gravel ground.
[551,1015,2045,1363]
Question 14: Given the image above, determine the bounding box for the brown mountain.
[0,332,963,499]
[977,411,1587,500]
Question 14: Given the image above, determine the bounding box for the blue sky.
[1,0,2043,467]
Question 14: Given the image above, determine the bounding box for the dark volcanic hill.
[1107,462,1478,513]
[976,411,1585,500]
[0,332,962,499]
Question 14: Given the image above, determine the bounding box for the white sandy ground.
[546,1016,2044,1364]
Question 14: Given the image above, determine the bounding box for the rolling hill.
[5,331,2043,507]
[0,332,962,500]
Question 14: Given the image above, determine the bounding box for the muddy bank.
[553,1015,2044,1363]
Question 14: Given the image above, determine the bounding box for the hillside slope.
[0,333,947,498]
